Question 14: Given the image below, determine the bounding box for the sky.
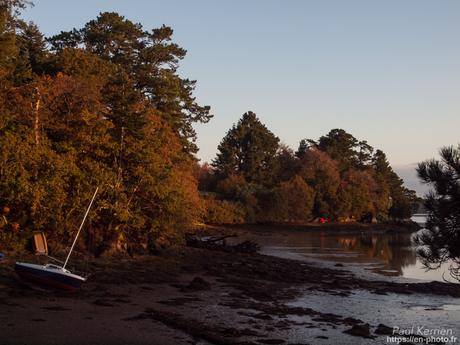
[21,1,460,195]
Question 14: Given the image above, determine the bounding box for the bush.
[215,174,258,222]
[256,176,314,222]
[0,220,26,253]
[202,197,245,224]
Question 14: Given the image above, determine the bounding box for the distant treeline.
[0,1,416,255]
[198,112,418,224]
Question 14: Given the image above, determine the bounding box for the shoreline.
[205,220,421,234]
[1,224,458,345]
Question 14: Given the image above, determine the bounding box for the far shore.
[203,220,421,234]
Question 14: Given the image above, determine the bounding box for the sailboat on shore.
[15,187,99,291]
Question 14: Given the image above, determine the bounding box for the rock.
[343,323,371,338]
[373,289,389,295]
[375,323,393,335]
[181,277,211,292]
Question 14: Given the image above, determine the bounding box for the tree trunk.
[33,87,41,145]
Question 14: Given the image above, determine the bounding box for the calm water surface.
[254,215,458,284]
[236,216,460,344]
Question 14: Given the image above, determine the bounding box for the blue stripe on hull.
[15,264,84,291]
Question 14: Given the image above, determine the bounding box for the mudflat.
[0,224,459,345]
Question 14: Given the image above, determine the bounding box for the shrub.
[202,197,245,224]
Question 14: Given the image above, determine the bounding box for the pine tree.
[372,149,413,220]
[0,0,20,80]
[213,111,279,185]
[415,145,460,281]
[48,12,212,154]
[308,129,373,171]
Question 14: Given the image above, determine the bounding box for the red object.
[319,217,326,224]
[11,222,20,233]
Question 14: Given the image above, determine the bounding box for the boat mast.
[63,187,99,269]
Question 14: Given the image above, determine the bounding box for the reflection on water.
[266,231,421,277]
[411,214,427,227]
[332,231,457,283]
[264,231,456,283]
[254,215,457,283]
[335,232,416,276]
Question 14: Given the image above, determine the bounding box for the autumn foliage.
[204,113,416,224]
[0,3,208,253]
[0,2,416,255]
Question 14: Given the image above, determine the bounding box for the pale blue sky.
[22,1,460,194]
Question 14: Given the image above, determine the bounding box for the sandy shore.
[0,224,459,345]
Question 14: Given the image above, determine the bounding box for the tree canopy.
[415,145,460,281]
[0,2,418,255]
[48,12,212,154]
[0,6,210,254]
[204,119,415,224]
[213,111,279,185]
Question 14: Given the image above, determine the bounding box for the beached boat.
[14,262,86,291]
[15,187,98,291]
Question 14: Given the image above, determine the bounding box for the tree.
[372,149,413,220]
[388,187,416,220]
[274,143,298,182]
[215,174,257,221]
[15,21,50,79]
[298,132,414,221]
[414,145,460,281]
[297,149,340,219]
[295,139,309,159]
[0,9,210,254]
[336,169,376,221]
[0,0,20,80]
[307,129,373,171]
[48,12,212,154]
[0,133,72,237]
[213,111,279,185]
[194,162,217,192]
[48,13,210,252]
[356,140,374,169]
[0,1,40,85]
[272,175,314,222]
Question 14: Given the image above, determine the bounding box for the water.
[225,220,460,343]
[287,289,460,344]
[411,214,427,227]
[254,219,459,343]
[259,229,456,284]
[235,218,460,344]
[239,215,458,284]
